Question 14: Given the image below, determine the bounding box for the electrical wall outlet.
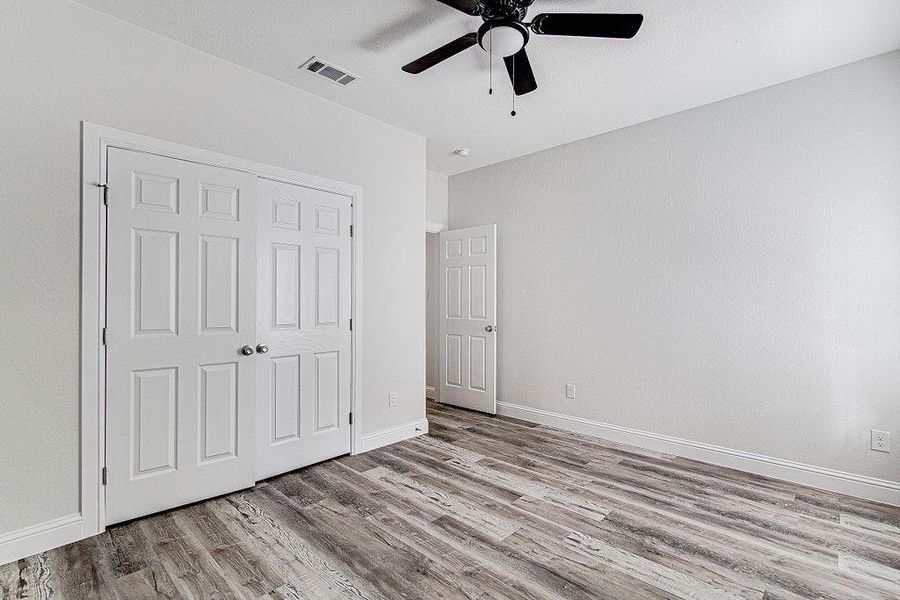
[565,384,576,400]
[871,430,890,453]
[389,391,398,408]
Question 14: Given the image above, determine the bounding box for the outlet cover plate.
[389,392,398,408]
[565,384,576,400]
[871,429,891,453]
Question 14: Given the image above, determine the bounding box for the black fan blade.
[530,13,643,39]
[402,33,478,74]
[503,48,537,96]
[434,0,482,16]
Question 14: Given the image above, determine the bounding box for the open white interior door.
[439,225,497,414]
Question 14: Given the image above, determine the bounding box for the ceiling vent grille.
[300,56,359,87]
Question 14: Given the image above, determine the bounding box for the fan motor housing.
[479,0,534,21]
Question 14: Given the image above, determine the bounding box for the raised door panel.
[469,235,487,256]
[271,355,301,443]
[314,351,340,431]
[200,236,238,334]
[314,205,341,236]
[446,266,463,319]
[133,229,179,337]
[199,362,238,463]
[468,265,486,320]
[468,336,487,392]
[446,334,462,388]
[200,183,239,222]
[133,172,179,214]
[446,239,463,258]
[272,244,301,329]
[131,367,178,478]
[315,248,340,328]
[272,196,301,230]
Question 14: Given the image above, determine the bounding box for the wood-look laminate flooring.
[3,401,900,599]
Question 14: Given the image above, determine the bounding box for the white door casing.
[105,148,257,525]
[255,178,352,480]
[439,225,497,414]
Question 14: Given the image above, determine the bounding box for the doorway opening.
[426,232,440,403]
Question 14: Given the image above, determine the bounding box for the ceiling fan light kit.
[479,21,528,57]
[402,0,644,112]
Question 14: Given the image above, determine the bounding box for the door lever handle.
[256,344,269,354]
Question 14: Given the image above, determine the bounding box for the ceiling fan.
[402,0,644,96]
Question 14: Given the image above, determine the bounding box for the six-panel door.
[105,149,258,525]
[439,225,497,414]
[255,179,352,480]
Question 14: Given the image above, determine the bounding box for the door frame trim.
[81,122,363,538]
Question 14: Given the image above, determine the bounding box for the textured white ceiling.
[75,0,900,175]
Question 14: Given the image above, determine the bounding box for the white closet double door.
[105,149,351,525]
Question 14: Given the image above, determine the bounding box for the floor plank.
[2,400,898,599]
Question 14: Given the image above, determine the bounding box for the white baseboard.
[0,514,85,566]
[497,402,900,507]
[358,418,429,453]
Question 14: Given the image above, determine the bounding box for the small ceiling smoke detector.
[300,56,359,87]
[454,148,471,157]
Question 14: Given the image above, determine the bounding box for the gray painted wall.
[0,0,425,534]
[449,50,900,482]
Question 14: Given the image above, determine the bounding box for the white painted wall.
[426,171,448,228]
[0,0,425,536]
[449,50,900,483]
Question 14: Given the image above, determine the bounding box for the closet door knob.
[256,344,269,354]
[240,345,254,356]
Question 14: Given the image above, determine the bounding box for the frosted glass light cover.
[486,26,525,57]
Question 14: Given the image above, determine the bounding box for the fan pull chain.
[488,28,493,95]
[511,56,517,117]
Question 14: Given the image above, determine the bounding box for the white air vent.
[300,56,359,87]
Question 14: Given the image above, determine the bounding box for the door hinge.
[101,466,108,485]
[349,318,352,331]
[95,183,109,206]
[350,225,353,238]
[349,412,353,425]
[102,327,108,346]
